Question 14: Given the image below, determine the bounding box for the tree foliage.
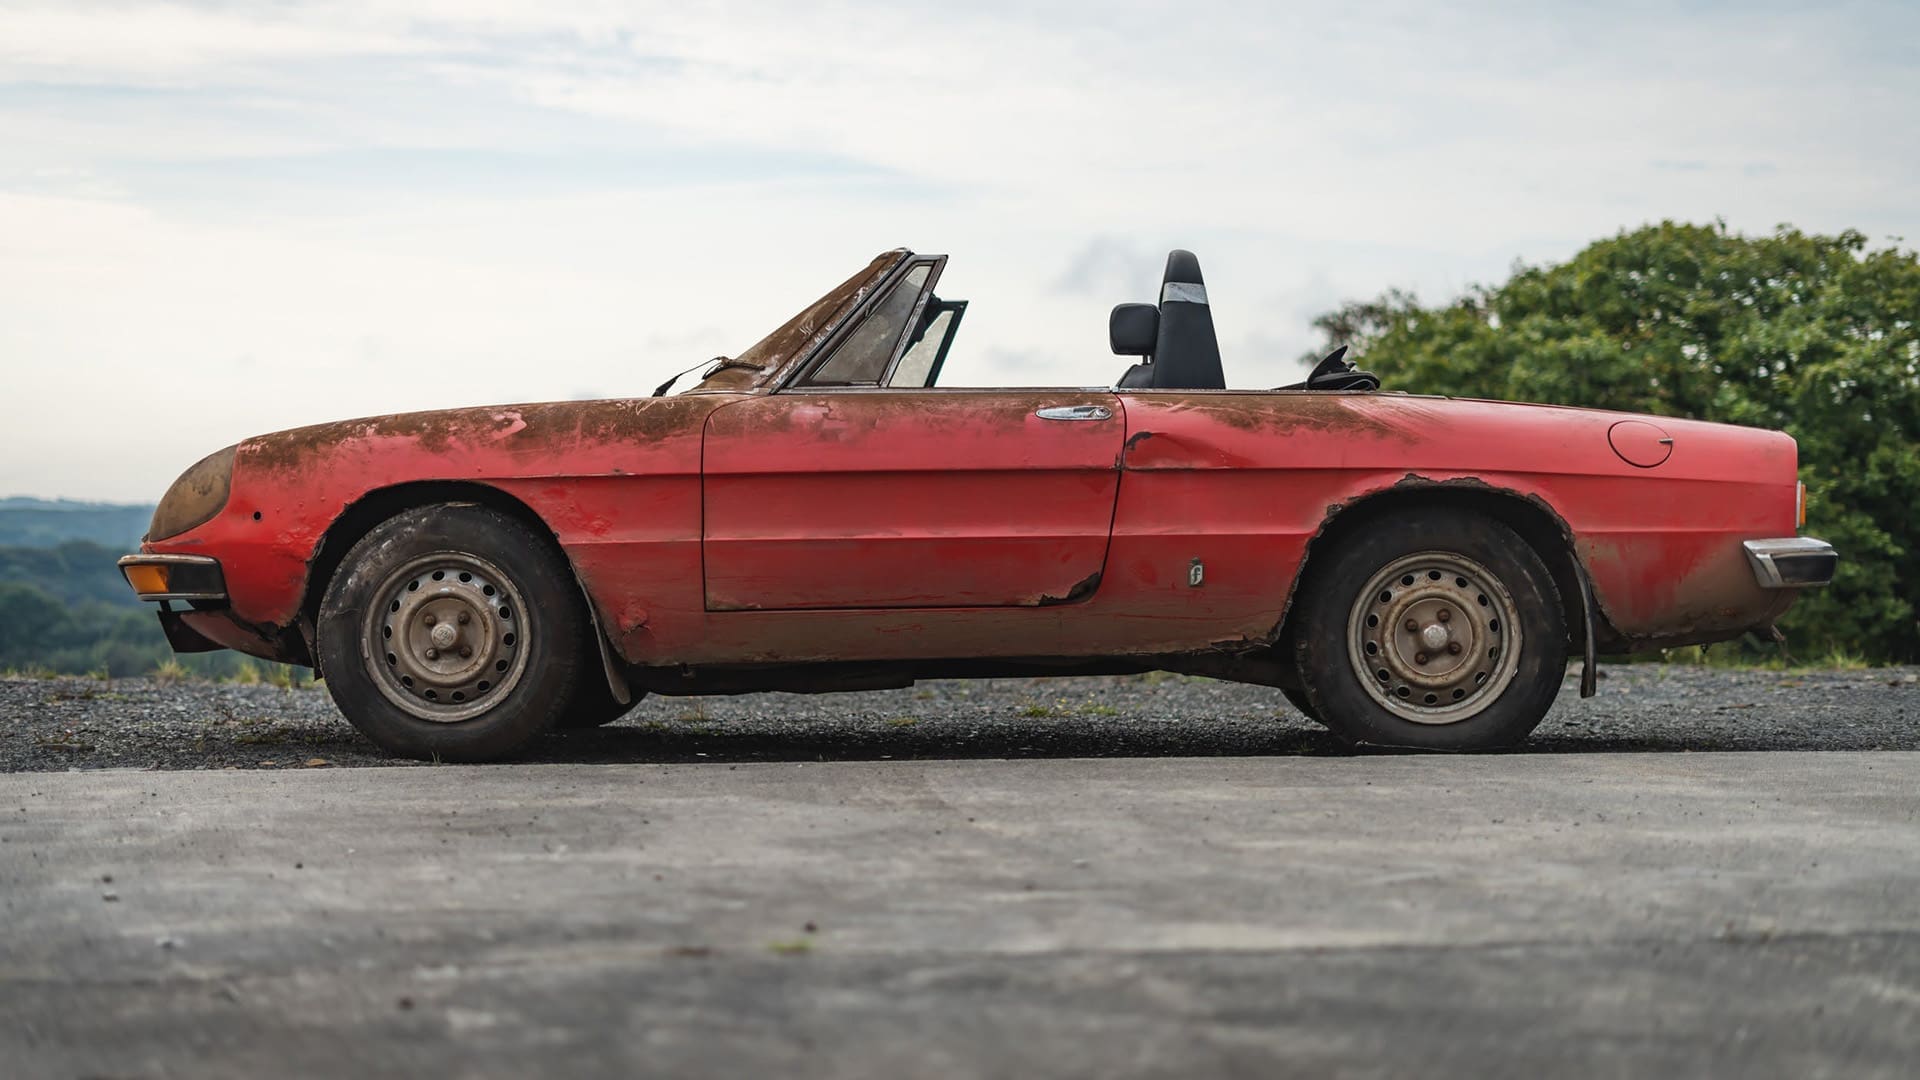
[0,541,257,677]
[1311,221,1920,661]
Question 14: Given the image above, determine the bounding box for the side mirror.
[1109,303,1159,357]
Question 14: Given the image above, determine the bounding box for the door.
[702,391,1125,610]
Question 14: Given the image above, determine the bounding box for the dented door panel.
[1114,392,1801,646]
[701,391,1125,611]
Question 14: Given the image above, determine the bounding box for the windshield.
[687,250,908,393]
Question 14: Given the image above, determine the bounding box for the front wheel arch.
[301,480,626,702]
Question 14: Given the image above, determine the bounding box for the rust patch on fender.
[239,397,721,475]
[1273,472,1617,653]
[1132,393,1416,441]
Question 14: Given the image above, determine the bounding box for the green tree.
[1311,221,1920,662]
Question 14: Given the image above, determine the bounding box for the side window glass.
[889,300,967,388]
[805,265,931,386]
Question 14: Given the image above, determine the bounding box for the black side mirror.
[1109,303,1159,357]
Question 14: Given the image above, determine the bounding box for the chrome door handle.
[1036,405,1113,421]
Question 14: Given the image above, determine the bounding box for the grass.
[767,939,814,956]
[151,659,191,686]
[885,716,919,727]
[1652,643,1881,673]
[217,661,306,688]
[1814,647,1872,671]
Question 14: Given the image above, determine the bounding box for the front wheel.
[317,504,590,762]
[1291,509,1566,750]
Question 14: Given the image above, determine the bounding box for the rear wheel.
[1291,509,1566,750]
[318,504,589,762]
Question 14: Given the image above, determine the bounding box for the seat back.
[1109,301,1159,388]
[1149,250,1225,389]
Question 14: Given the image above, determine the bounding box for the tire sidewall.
[1294,509,1566,750]
[318,504,586,762]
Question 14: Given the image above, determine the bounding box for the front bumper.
[118,553,227,603]
[1742,538,1838,589]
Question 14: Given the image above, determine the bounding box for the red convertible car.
[120,248,1836,761]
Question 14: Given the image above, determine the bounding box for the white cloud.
[0,0,1915,498]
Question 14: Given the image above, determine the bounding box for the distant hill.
[0,540,140,607]
[0,498,153,550]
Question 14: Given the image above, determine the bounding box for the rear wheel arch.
[1276,482,1598,661]
[301,481,629,703]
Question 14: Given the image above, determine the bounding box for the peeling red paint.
[134,288,1811,682]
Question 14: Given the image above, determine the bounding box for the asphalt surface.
[6,753,1920,1078]
[4,666,1919,1077]
[3,663,1919,771]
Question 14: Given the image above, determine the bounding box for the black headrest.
[1150,249,1225,389]
[1109,303,1159,356]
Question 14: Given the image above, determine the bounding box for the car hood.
[234,397,719,480]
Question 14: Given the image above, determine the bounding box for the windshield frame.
[775,255,947,391]
[684,248,911,394]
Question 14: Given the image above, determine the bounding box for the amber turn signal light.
[119,555,226,601]
[124,564,171,595]
[1797,482,1807,528]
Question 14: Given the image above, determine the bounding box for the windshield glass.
[687,250,908,393]
[805,264,932,386]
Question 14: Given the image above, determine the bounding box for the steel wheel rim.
[361,551,531,723]
[1345,551,1523,725]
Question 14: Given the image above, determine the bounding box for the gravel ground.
[3,663,1917,772]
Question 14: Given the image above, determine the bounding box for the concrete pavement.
[4,753,1919,1076]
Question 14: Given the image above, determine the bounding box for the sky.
[2,0,1916,501]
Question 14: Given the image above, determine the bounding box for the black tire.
[1291,508,1566,750]
[317,504,589,762]
[558,672,647,729]
[1279,685,1324,725]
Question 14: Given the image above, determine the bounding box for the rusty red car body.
[120,247,1836,757]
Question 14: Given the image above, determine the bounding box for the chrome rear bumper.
[1742,538,1838,589]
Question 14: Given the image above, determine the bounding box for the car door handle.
[1036,405,1113,421]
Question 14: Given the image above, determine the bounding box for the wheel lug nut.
[1448,642,1462,655]
[424,648,439,661]
[1437,609,1451,622]
[1404,619,1420,632]
[457,612,470,625]
[459,645,473,659]
[1414,652,1429,664]
[423,614,436,626]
